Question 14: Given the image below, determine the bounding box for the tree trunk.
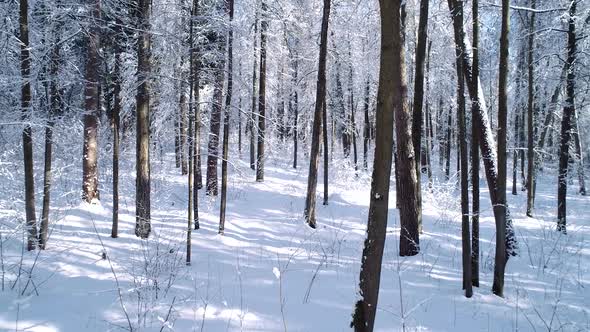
[471,0,480,287]
[179,75,188,175]
[447,0,517,295]
[363,77,370,170]
[452,7,472,296]
[526,0,536,216]
[135,0,152,239]
[111,30,122,239]
[572,109,586,195]
[255,0,268,182]
[206,65,225,195]
[493,0,510,297]
[351,2,404,329]
[292,56,299,169]
[219,0,234,234]
[82,0,101,203]
[40,25,61,249]
[411,0,428,232]
[557,1,577,233]
[249,11,259,171]
[304,0,330,228]
[445,107,452,180]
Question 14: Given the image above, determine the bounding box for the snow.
[0,145,589,331]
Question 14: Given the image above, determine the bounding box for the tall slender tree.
[526,0,537,216]
[493,0,510,297]
[20,0,36,250]
[256,0,268,182]
[303,0,330,228]
[411,0,429,232]
[219,0,234,234]
[135,0,152,239]
[557,0,578,234]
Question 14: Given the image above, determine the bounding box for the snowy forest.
[0,0,589,330]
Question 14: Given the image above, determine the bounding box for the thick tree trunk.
[82,0,101,203]
[303,0,330,228]
[255,0,268,182]
[206,67,225,195]
[351,2,405,329]
[219,0,234,234]
[135,0,152,239]
[557,1,577,233]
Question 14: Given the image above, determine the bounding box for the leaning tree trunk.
[303,0,330,229]
[255,0,268,182]
[351,2,402,330]
[447,0,517,265]
[557,1,578,234]
[135,0,152,239]
[82,0,101,203]
[219,0,234,235]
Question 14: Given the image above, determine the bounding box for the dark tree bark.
[20,0,37,251]
[572,109,586,195]
[82,0,101,203]
[322,100,329,205]
[192,0,201,229]
[447,0,517,294]
[471,0,480,288]
[351,2,404,329]
[557,1,578,233]
[40,23,61,249]
[348,47,358,173]
[493,0,510,297]
[303,0,330,228]
[110,27,122,239]
[411,0,428,232]
[135,0,152,239]
[186,0,198,265]
[363,77,370,170]
[179,76,188,175]
[451,6,472,296]
[206,65,225,195]
[292,55,299,169]
[445,107,452,180]
[526,0,536,216]
[256,0,268,182]
[219,0,234,235]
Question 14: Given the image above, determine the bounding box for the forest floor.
[0,142,589,331]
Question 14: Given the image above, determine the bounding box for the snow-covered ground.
[0,137,589,331]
